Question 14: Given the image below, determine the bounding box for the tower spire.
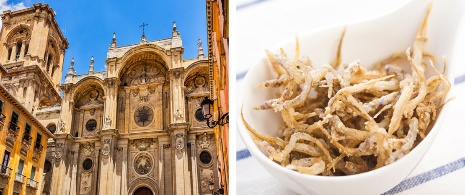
[197,38,204,58]
[89,56,94,74]
[110,32,117,48]
[65,58,76,83]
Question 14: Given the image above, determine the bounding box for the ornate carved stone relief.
[174,109,183,122]
[82,142,94,157]
[101,139,111,158]
[79,172,92,195]
[184,71,209,95]
[103,115,112,129]
[197,133,211,149]
[121,64,164,86]
[53,143,64,161]
[133,153,153,175]
[131,138,153,151]
[175,133,185,154]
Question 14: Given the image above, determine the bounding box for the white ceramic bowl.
[238,0,464,194]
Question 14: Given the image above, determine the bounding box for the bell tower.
[0,3,68,113]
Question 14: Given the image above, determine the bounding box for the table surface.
[235,0,465,194]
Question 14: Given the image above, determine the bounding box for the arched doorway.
[134,187,153,195]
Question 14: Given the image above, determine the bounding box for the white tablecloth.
[235,0,465,194]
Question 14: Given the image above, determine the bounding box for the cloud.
[0,0,26,13]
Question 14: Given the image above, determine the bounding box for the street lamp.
[200,97,229,128]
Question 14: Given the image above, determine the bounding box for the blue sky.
[4,0,207,82]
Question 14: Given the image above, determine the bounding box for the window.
[199,151,212,165]
[47,125,56,134]
[46,54,52,73]
[30,166,36,180]
[85,119,97,131]
[23,87,27,98]
[23,124,31,142]
[7,48,11,60]
[16,159,24,181]
[9,112,19,131]
[15,42,21,60]
[195,108,206,122]
[82,159,93,171]
[1,151,10,174]
[24,44,28,57]
[35,133,42,150]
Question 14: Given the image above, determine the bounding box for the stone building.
[0,3,219,195]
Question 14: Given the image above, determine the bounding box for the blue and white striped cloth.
[236,0,465,194]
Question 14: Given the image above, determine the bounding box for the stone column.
[189,134,199,195]
[60,84,74,134]
[116,138,128,195]
[169,68,186,124]
[104,77,118,130]
[69,143,80,195]
[19,40,25,60]
[169,124,191,195]
[9,43,16,61]
[3,44,9,61]
[50,135,74,195]
[98,130,118,195]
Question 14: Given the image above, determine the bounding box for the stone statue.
[104,115,111,129]
[58,118,65,133]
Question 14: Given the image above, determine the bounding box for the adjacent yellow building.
[0,79,53,195]
[207,0,229,194]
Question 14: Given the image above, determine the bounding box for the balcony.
[27,178,38,188]
[20,135,32,156]
[8,122,19,132]
[15,172,25,183]
[0,165,12,177]
[32,144,43,162]
[6,122,19,147]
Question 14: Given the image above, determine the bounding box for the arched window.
[23,87,27,98]
[51,67,55,78]
[47,124,56,134]
[15,42,21,60]
[7,48,12,60]
[46,54,52,73]
[24,44,29,57]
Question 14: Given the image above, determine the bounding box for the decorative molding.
[175,133,185,153]
[101,139,111,158]
[131,138,152,151]
[163,144,171,149]
[173,70,181,79]
[133,152,153,175]
[197,133,211,149]
[53,142,64,161]
[104,115,112,129]
[82,142,94,157]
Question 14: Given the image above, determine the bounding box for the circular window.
[82,159,93,171]
[195,108,205,122]
[47,125,56,134]
[86,119,97,131]
[199,151,212,165]
[134,106,154,127]
[44,160,52,173]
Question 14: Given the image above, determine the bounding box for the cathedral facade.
[0,4,218,195]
